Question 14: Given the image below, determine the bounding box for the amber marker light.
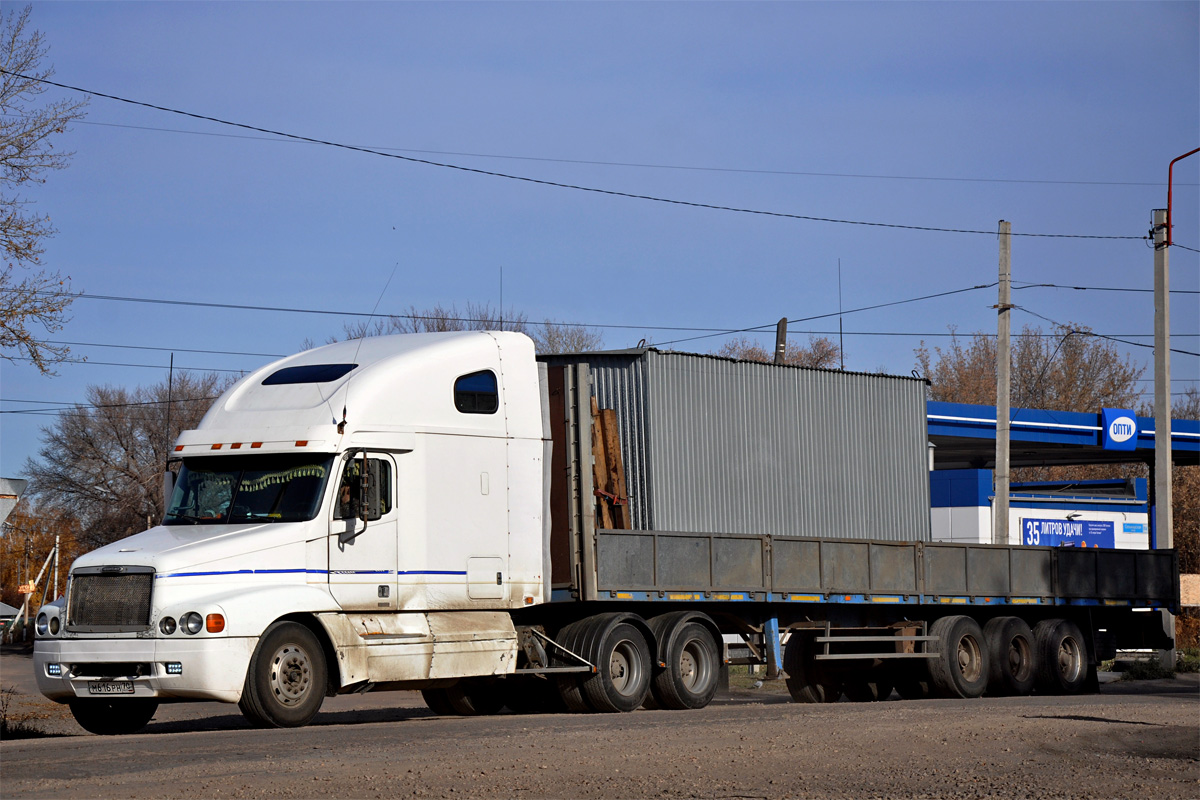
[251,442,263,448]
[230,443,242,450]
[211,444,222,450]
[206,614,225,634]
[174,445,184,452]
[295,440,308,447]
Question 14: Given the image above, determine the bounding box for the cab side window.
[335,457,392,520]
[454,370,499,414]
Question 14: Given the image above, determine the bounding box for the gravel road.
[2,648,1196,799]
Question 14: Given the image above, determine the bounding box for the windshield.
[164,454,335,525]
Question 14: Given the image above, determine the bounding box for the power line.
[1015,306,1200,357]
[5,356,247,374]
[1014,283,1199,295]
[23,114,1198,189]
[44,340,287,358]
[652,284,1000,347]
[1173,243,1200,254]
[0,396,220,415]
[0,70,1150,242]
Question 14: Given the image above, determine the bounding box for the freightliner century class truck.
[32,332,1179,734]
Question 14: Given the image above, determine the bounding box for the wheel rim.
[956,635,982,682]
[269,643,313,706]
[1057,636,1083,682]
[1007,636,1032,681]
[679,639,711,692]
[609,639,644,697]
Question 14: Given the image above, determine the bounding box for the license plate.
[88,681,134,695]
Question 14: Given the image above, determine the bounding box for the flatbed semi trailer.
[32,332,1177,733]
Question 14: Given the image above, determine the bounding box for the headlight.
[181,612,204,635]
[36,613,49,636]
[49,616,59,635]
[159,616,177,635]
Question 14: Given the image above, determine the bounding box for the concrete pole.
[1152,208,1175,668]
[1152,209,1172,549]
[994,221,1012,546]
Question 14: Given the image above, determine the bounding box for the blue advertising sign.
[1101,408,1138,451]
[1021,518,1115,548]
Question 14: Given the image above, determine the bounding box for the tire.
[421,688,457,716]
[1033,618,1088,695]
[783,632,842,704]
[239,621,328,728]
[650,622,720,710]
[69,698,159,735]
[579,619,652,713]
[446,678,506,716]
[551,620,593,712]
[983,616,1036,696]
[927,615,988,699]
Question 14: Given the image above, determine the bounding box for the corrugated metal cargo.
[543,349,931,542]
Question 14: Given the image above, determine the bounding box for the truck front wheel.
[69,698,158,735]
[240,621,328,728]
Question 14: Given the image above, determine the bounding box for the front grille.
[66,568,154,632]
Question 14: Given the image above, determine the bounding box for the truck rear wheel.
[69,698,158,735]
[239,621,328,728]
[551,619,594,712]
[421,688,456,716]
[928,615,988,698]
[1033,618,1087,695]
[580,620,652,712]
[650,621,720,710]
[984,616,1036,696]
[783,632,841,703]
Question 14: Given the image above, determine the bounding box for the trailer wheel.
[580,619,652,713]
[928,615,988,698]
[69,698,159,735]
[983,616,1036,696]
[1033,618,1087,695]
[420,688,457,716]
[239,621,328,728]
[651,622,720,709]
[783,632,841,703]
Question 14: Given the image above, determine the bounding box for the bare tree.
[337,302,604,354]
[23,373,229,549]
[915,323,1144,410]
[715,334,841,369]
[1,6,88,374]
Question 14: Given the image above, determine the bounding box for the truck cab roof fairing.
[175,332,544,452]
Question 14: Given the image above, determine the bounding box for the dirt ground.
[2,648,1198,800]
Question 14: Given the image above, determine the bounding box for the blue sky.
[2,1,1198,478]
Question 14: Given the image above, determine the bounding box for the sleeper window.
[454,370,499,414]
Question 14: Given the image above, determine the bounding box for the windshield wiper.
[165,512,214,525]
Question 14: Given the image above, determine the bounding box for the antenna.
[499,264,504,331]
[838,259,845,370]
[340,261,401,434]
[164,352,174,466]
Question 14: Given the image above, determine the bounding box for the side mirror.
[162,471,175,517]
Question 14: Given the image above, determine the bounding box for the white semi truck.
[32,332,1178,734]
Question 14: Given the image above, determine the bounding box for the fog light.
[205,614,225,633]
[47,663,62,676]
[159,616,177,635]
[181,612,203,635]
[35,613,48,636]
[49,616,59,635]
[165,662,183,675]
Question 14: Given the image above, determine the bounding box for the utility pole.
[774,318,788,364]
[994,221,1012,546]
[1152,209,1172,548]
